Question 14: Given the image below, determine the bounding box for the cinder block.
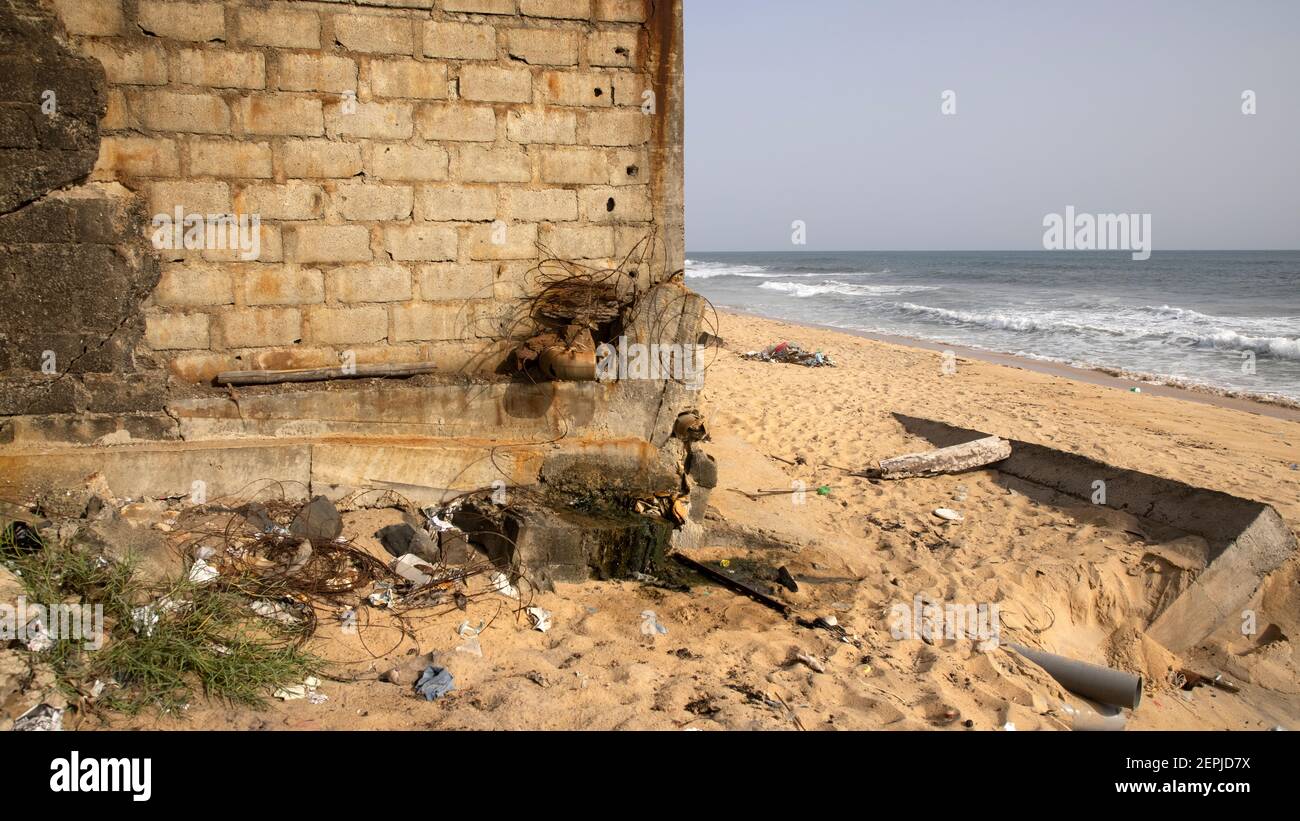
[189,140,273,179]
[419,262,496,300]
[368,144,449,181]
[237,183,326,221]
[581,185,650,223]
[391,301,482,342]
[202,223,282,263]
[506,108,577,144]
[594,0,646,22]
[145,312,210,350]
[153,265,233,307]
[521,0,592,19]
[416,104,497,142]
[281,140,363,179]
[173,49,266,90]
[93,136,180,178]
[369,60,448,99]
[306,305,388,344]
[49,0,124,36]
[442,0,516,14]
[333,183,415,221]
[458,65,532,103]
[77,41,167,86]
[587,29,637,67]
[450,146,531,183]
[539,70,613,107]
[540,146,607,184]
[148,180,231,215]
[137,1,225,42]
[423,21,497,60]
[132,90,230,134]
[466,222,538,260]
[586,109,650,146]
[238,5,321,49]
[328,265,412,303]
[219,307,302,348]
[506,28,579,66]
[240,95,325,137]
[415,185,497,222]
[608,148,647,186]
[240,265,324,306]
[286,224,373,263]
[333,13,414,55]
[502,188,577,221]
[540,224,613,258]
[384,225,458,261]
[277,53,357,94]
[325,100,413,140]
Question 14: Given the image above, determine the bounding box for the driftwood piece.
[216,363,437,386]
[871,436,1011,480]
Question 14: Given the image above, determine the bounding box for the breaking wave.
[759,280,938,298]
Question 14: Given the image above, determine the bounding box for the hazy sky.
[683,0,1300,251]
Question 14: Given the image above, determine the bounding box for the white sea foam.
[759,280,938,298]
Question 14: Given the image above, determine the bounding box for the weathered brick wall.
[45,0,679,384]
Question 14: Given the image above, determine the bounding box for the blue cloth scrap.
[416,665,455,701]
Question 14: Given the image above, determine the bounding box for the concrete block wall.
[46,0,681,385]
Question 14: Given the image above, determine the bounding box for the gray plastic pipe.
[1061,698,1129,731]
[1007,642,1143,710]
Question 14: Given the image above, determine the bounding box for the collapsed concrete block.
[454,500,674,590]
[893,413,1299,653]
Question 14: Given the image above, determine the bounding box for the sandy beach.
[86,309,1296,732]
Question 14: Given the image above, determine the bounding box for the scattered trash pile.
[0,475,563,725]
[742,341,835,368]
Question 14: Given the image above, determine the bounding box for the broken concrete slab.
[453,499,674,590]
[893,413,1299,653]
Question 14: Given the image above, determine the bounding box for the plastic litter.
[415,665,455,701]
[13,703,63,732]
[742,341,836,368]
[526,607,552,633]
[640,610,668,637]
[933,508,964,522]
[392,554,435,586]
[188,557,220,585]
[489,571,520,599]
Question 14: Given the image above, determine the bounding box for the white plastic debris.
[455,636,484,657]
[368,583,397,609]
[457,620,485,638]
[131,605,160,637]
[526,607,552,633]
[392,554,435,586]
[13,704,63,732]
[275,676,323,702]
[250,599,300,626]
[188,557,220,584]
[640,610,668,637]
[933,508,964,522]
[489,571,520,599]
[25,622,53,652]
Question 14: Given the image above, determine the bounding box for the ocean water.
[685,251,1300,403]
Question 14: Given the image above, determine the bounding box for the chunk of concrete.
[291,496,342,542]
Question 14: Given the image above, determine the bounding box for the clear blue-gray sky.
[683,0,1300,251]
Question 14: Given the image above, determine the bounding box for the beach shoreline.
[713,306,1300,422]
